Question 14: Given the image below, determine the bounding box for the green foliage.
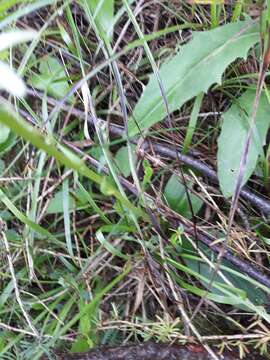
[46,190,74,214]
[128,20,259,136]
[180,239,269,308]
[30,55,71,99]
[83,0,114,41]
[183,92,203,153]
[0,0,55,30]
[164,174,203,219]
[0,0,30,14]
[1,2,270,358]
[71,336,91,353]
[0,131,16,154]
[217,90,270,197]
[142,159,153,190]
[114,144,136,178]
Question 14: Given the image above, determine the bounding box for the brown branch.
[64,141,270,290]
[141,142,270,216]
[24,89,270,216]
[47,341,265,360]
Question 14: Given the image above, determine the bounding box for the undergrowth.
[0,1,270,359]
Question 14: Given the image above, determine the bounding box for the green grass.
[0,1,270,359]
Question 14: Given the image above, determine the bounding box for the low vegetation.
[0,1,270,359]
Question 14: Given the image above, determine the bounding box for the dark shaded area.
[47,342,268,360]
[64,141,270,290]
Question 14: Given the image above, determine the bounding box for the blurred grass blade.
[96,230,129,260]
[0,30,37,96]
[0,0,28,14]
[0,188,56,241]
[0,0,56,30]
[0,122,10,144]
[183,92,203,153]
[83,0,114,41]
[0,61,26,96]
[62,176,73,257]
[77,181,111,224]
[0,30,36,51]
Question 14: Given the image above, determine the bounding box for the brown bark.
[47,342,267,360]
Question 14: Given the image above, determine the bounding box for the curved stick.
[25,89,270,215]
[141,142,270,216]
[52,341,264,360]
[66,143,270,290]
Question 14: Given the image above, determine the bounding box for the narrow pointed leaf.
[128,20,259,136]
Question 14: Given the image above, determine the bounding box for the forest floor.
[0,1,270,359]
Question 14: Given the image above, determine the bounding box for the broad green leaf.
[0,123,10,144]
[217,90,270,198]
[114,144,136,177]
[189,256,265,306]
[128,20,259,136]
[167,256,246,306]
[84,0,114,41]
[71,336,90,353]
[5,229,20,242]
[30,56,71,99]
[173,231,270,312]
[164,174,203,219]
[46,190,74,214]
